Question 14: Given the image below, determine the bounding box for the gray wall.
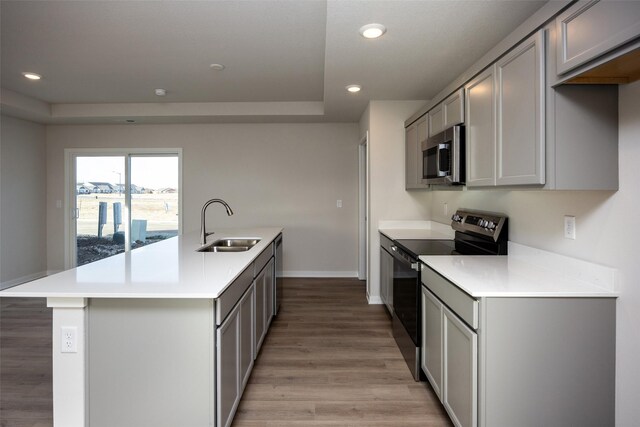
[0,115,47,288]
[359,100,430,302]
[45,123,360,276]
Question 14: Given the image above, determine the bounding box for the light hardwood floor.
[232,278,451,426]
[0,279,451,427]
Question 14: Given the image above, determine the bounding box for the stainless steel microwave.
[422,125,465,185]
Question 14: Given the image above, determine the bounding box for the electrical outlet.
[443,202,448,216]
[61,326,78,353]
[564,215,576,240]
[336,199,342,208]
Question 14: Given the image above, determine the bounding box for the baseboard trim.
[367,294,383,304]
[284,271,358,278]
[0,270,48,291]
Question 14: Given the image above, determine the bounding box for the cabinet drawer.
[421,265,478,329]
[254,243,273,277]
[216,266,254,326]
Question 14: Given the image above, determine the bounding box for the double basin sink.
[197,238,261,253]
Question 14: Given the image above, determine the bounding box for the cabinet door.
[216,304,240,427]
[239,285,254,390]
[496,31,545,186]
[254,271,266,354]
[380,247,394,314]
[265,258,274,327]
[443,306,478,427]
[405,118,428,190]
[556,0,640,75]
[444,89,465,128]
[421,286,443,399]
[429,103,445,137]
[465,66,497,187]
[405,123,418,189]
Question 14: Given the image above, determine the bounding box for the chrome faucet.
[200,199,234,245]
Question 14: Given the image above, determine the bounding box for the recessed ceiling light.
[359,23,386,39]
[155,88,167,96]
[346,84,362,93]
[22,72,42,80]
[210,63,225,71]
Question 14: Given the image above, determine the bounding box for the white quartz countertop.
[419,243,617,298]
[379,220,454,241]
[0,227,282,299]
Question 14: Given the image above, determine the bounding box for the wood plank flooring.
[0,297,53,427]
[232,278,451,426]
[0,279,451,426]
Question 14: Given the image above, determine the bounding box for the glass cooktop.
[394,239,456,258]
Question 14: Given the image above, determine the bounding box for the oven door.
[390,245,421,381]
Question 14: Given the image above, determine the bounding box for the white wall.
[359,100,430,302]
[0,115,47,288]
[45,123,360,276]
[425,81,640,424]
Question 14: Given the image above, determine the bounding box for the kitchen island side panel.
[88,298,215,427]
[481,297,616,427]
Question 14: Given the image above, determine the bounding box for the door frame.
[64,148,183,269]
[358,132,369,281]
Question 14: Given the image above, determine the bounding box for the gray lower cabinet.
[443,305,477,427]
[420,286,442,398]
[239,284,255,389]
[255,257,275,354]
[421,286,477,427]
[216,298,241,427]
[421,266,616,427]
[217,284,255,427]
[379,234,395,314]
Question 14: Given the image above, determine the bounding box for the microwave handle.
[437,143,448,176]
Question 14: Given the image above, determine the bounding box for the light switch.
[336,200,342,208]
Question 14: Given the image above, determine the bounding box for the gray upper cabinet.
[466,30,545,188]
[465,67,497,187]
[556,0,640,75]
[496,30,545,186]
[443,89,465,129]
[429,89,464,137]
[405,115,429,190]
[428,103,445,137]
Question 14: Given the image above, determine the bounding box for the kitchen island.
[0,227,283,427]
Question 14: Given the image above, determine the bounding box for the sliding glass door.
[69,150,181,268]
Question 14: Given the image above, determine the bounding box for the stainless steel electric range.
[390,209,508,380]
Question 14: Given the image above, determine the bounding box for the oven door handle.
[390,246,421,271]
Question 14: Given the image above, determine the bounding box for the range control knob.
[487,221,496,230]
[451,214,463,222]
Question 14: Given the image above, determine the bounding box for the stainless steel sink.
[197,238,261,253]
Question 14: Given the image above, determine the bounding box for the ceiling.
[0,0,547,124]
